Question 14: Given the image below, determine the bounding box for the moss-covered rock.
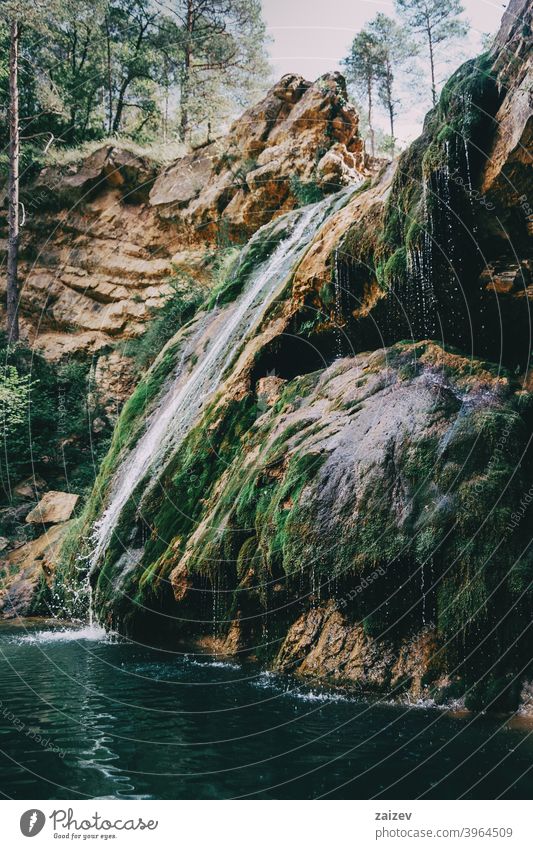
[71,339,533,706]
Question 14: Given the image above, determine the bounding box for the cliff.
[0,73,363,363]
[2,0,533,713]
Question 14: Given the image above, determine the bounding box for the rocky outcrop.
[25,491,79,525]
[76,330,532,711]
[0,523,70,618]
[273,1,533,374]
[275,602,442,702]
[0,73,365,373]
[482,0,533,206]
[151,73,364,237]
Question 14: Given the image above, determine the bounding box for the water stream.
[90,191,353,576]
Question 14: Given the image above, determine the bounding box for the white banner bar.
[2,800,531,848]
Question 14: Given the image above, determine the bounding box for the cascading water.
[404,178,437,340]
[333,248,345,358]
[89,190,354,582]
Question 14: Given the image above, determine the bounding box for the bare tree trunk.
[179,0,193,141]
[367,76,375,158]
[385,64,395,155]
[105,16,113,134]
[427,26,437,106]
[112,76,130,133]
[7,19,20,344]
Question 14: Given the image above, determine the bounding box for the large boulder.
[25,491,79,525]
[0,523,70,618]
[150,73,365,238]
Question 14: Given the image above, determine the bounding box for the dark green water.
[1,620,533,800]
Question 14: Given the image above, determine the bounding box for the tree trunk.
[112,76,130,133]
[7,19,20,345]
[427,26,437,106]
[105,16,113,134]
[386,63,395,155]
[179,0,194,141]
[367,75,375,158]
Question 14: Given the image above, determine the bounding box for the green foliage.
[395,0,469,104]
[289,175,325,207]
[382,246,408,288]
[0,338,110,505]
[207,219,290,308]
[0,0,271,184]
[0,365,34,434]
[370,14,414,146]
[122,273,205,369]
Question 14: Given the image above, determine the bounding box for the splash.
[12,624,109,645]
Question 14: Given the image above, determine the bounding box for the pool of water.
[1,620,532,799]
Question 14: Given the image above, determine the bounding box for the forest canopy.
[0,0,271,170]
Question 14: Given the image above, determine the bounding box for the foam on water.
[12,624,110,645]
[186,658,241,670]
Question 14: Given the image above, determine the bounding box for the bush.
[0,338,110,505]
[289,175,325,207]
[122,273,205,369]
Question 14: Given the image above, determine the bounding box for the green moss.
[206,218,290,309]
[383,247,408,288]
[121,272,205,369]
[289,175,325,207]
[26,572,52,616]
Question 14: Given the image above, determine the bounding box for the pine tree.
[6,16,20,343]
[160,0,270,141]
[395,0,469,105]
[367,14,413,154]
[342,30,382,157]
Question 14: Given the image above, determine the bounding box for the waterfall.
[405,179,437,340]
[333,248,344,358]
[89,190,353,577]
[463,137,478,238]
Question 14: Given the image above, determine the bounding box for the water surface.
[1,620,532,800]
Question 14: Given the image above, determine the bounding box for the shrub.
[0,338,109,504]
[289,175,325,207]
[122,273,205,369]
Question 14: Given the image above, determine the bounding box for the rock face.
[151,73,364,237]
[273,1,533,375]
[78,332,532,710]
[275,602,440,701]
[0,523,69,618]
[25,491,79,525]
[0,74,365,373]
[482,0,533,204]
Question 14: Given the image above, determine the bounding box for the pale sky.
[261,0,508,146]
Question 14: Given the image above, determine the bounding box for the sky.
[261,0,508,146]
